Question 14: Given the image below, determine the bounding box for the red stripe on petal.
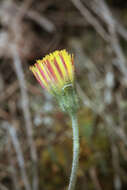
[71,56,74,65]
[59,53,68,74]
[36,64,49,84]
[46,60,57,81]
[54,58,63,79]
[43,60,53,82]
[34,71,45,89]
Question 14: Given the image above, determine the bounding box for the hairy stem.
[68,113,79,190]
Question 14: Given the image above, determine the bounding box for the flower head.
[30,49,78,113]
[30,49,74,95]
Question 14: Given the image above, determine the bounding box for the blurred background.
[1,0,127,189]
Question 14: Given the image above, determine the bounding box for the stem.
[68,113,79,190]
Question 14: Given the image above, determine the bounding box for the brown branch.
[11,45,38,190]
[26,10,56,33]
[84,0,127,79]
[7,139,21,190]
[1,122,31,190]
[70,0,109,41]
